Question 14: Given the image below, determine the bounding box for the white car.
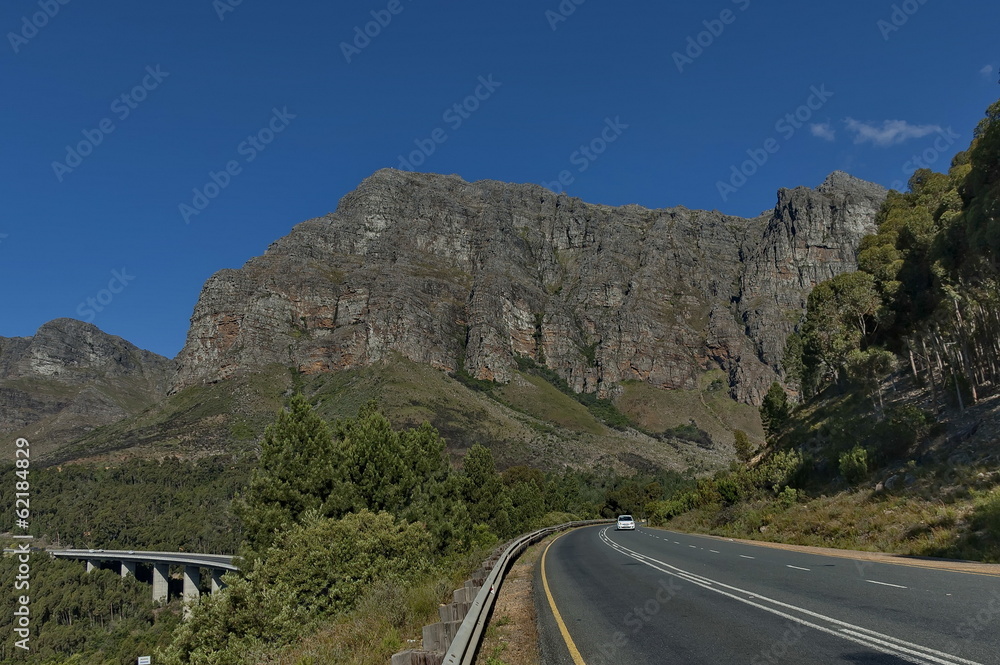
[616,515,636,531]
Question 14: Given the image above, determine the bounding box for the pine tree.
[462,444,514,538]
[236,394,338,557]
[733,429,754,463]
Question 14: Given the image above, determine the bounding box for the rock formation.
[173,169,886,405]
[0,319,173,451]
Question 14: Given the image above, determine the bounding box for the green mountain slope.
[44,356,762,474]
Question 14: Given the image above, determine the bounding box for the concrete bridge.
[50,549,239,605]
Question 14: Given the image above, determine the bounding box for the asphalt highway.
[535,525,1000,664]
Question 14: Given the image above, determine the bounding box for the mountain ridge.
[172,168,886,406]
[4,169,885,466]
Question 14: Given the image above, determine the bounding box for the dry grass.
[474,540,547,665]
[616,374,766,449]
[498,373,605,435]
[270,549,490,665]
[668,472,1000,563]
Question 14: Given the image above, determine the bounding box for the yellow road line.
[541,531,588,665]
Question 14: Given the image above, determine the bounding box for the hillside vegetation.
[161,396,693,664]
[4,395,692,664]
[652,99,1000,562]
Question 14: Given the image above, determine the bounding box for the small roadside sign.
[138,657,151,665]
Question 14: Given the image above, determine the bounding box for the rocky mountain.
[0,319,173,458]
[173,169,886,405]
[1,170,886,468]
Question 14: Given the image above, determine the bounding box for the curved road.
[536,525,1000,664]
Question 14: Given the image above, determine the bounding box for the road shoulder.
[654,527,1000,576]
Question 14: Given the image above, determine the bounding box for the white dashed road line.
[600,529,979,665]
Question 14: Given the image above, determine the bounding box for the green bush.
[162,511,433,664]
[716,476,744,506]
[875,404,932,459]
[778,487,800,507]
[839,446,871,484]
[663,423,714,449]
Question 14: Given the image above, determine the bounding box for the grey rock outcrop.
[173,169,886,404]
[0,319,173,450]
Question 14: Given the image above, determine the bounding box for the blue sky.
[2,0,997,359]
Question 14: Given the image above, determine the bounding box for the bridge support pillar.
[121,560,136,578]
[183,566,201,613]
[86,559,98,573]
[211,569,226,594]
[153,563,169,603]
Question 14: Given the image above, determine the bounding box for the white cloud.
[843,118,942,147]
[981,64,995,78]
[810,123,836,141]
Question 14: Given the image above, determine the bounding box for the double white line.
[599,529,980,665]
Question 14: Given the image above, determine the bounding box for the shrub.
[839,446,870,484]
[733,429,754,462]
[754,450,804,494]
[663,423,714,449]
[162,511,433,664]
[716,476,744,506]
[877,404,932,459]
[778,487,800,507]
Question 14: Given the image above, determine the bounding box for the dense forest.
[789,98,1000,410]
[0,456,252,664]
[0,457,253,553]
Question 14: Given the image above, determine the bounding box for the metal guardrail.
[441,519,611,665]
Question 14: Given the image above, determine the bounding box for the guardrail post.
[390,651,444,665]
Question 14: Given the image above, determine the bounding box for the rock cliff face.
[173,169,886,405]
[0,319,173,453]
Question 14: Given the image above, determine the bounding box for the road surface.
[536,525,1000,664]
